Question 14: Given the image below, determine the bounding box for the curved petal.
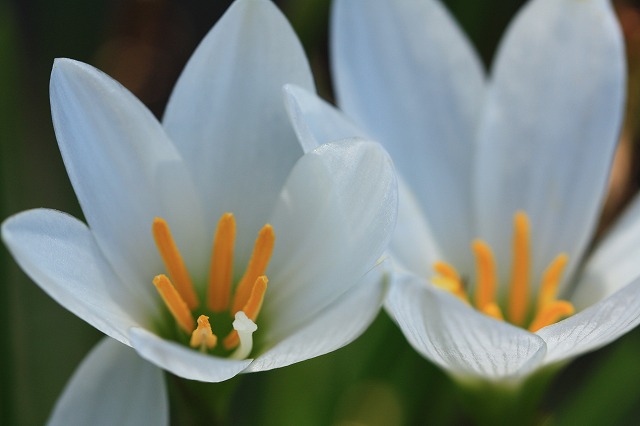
[246,264,385,372]
[282,85,442,279]
[265,139,397,338]
[50,59,208,298]
[474,0,625,292]
[163,0,315,265]
[385,273,547,382]
[2,209,147,344]
[332,0,485,262]
[129,327,251,382]
[283,84,367,153]
[49,338,168,426]
[572,194,640,309]
[538,278,640,366]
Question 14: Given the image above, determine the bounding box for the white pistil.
[229,311,258,360]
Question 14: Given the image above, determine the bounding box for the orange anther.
[153,274,194,334]
[231,224,275,314]
[529,300,574,332]
[207,213,236,312]
[508,211,531,326]
[472,240,497,310]
[190,315,218,350]
[152,218,199,309]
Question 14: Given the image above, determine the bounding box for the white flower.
[283,0,640,385]
[1,0,397,423]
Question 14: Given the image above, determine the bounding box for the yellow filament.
[481,303,504,321]
[432,275,469,304]
[431,211,574,331]
[536,253,569,312]
[508,211,531,326]
[153,274,194,333]
[207,213,236,312]
[152,218,199,309]
[224,276,268,350]
[190,315,218,350]
[528,300,575,332]
[472,240,497,310]
[231,224,275,313]
[433,261,461,283]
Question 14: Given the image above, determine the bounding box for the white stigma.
[229,311,258,360]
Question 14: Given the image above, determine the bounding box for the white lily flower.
[1,0,397,423]
[283,0,640,386]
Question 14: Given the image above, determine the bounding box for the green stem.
[168,373,245,425]
[453,366,560,426]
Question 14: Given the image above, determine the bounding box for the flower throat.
[151,213,274,359]
[432,211,574,332]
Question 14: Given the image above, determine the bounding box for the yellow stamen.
[433,261,469,302]
[152,218,199,309]
[472,240,497,310]
[536,253,569,312]
[431,211,574,331]
[231,224,275,314]
[433,261,461,283]
[153,274,194,334]
[224,276,268,350]
[528,300,575,332]
[207,213,236,312]
[432,275,469,304]
[190,315,218,351]
[508,211,531,326]
[432,275,460,293]
[481,302,504,321]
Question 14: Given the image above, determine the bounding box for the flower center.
[431,211,574,332]
[151,213,274,359]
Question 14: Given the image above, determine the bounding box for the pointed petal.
[129,327,251,382]
[475,0,625,289]
[265,139,397,337]
[49,338,168,426]
[283,84,367,153]
[163,0,315,265]
[50,59,207,297]
[2,209,146,344]
[538,278,640,365]
[332,0,485,261]
[246,264,385,372]
[386,273,546,381]
[572,195,640,309]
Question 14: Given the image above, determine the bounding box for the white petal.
[386,273,546,382]
[49,338,168,426]
[265,139,397,338]
[474,0,625,291]
[129,327,251,382]
[283,84,367,153]
[572,194,640,309]
[2,209,146,344]
[246,263,385,372]
[538,278,640,365]
[332,0,485,262]
[162,0,315,265]
[50,59,207,297]
[390,178,443,277]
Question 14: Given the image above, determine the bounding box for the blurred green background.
[3,0,640,424]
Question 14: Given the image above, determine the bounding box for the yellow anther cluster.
[432,211,574,332]
[152,214,272,353]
